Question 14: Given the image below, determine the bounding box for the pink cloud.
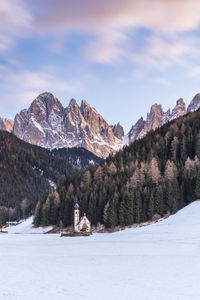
[30,0,200,33]
[0,0,32,52]
[2,0,200,66]
[27,0,200,64]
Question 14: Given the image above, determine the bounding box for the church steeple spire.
[74,203,80,233]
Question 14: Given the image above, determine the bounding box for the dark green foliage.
[51,148,100,168]
[34,109,200,228]
[195,171,200,199]
[0,131,100,221]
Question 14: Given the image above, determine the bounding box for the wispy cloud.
[84,31,128,64]
[30,0,200,33]
[5,70,82,91]
[0,0,32,52]
[27,0,200,65]
[131,35,200,71]
[152,77,171,86]
[188,66,200,78]
[0,69,84,107]
[2,0,200,67]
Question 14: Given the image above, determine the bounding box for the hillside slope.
[0,131,72,207]
[34,108,200,228]
[0,131,100,222]
[51,147,100,167]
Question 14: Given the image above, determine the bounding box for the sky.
[1,0,200,133]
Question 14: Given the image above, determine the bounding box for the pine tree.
[105,195,118,228]
[94,166,103,181]
[195,171,200,199]
[184,157,195,178]
[148,158,161,184]
[164,160,178,181]
[171,136,179,161]
[80,170,91,187]
[108,162,117,174]
[135,189,142,223]
[195,133,200,159]
[124,191,134,225]
[34,198,43,226]
[181,137,187,161]
[155,184,164,215]
[148,190,155,220]
[118,199,125,226]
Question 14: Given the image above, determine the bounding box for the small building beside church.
[74,203,91,233]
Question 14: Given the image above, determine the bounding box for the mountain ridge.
[1,92,200,157]
[12,92,122,158]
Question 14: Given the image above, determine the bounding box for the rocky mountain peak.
[81,99,90,108]
[111,122,125,139]
[150,103,162,112]
[69,98,78,107]
[5,91,200,159]
[67,99,80,117]
[170,98,186,121]
[145,104,164,131]
[13,93,65,149]
[176,98,185,106]
[29,92,64,118]
[187,93,200,112]
[80,100,94,120]
[12,93,122,158]
[128,98,187,144]
[0,118,14,132]
[128,117,145,142]
[32,92,63,108]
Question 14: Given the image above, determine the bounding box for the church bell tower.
[74,203,80,232]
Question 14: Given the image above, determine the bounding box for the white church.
[74,203,91,233]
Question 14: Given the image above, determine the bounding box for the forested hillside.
[0,131,99,224]
[51,148,100,167]
[34,109,200,228]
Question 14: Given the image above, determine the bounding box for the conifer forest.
[34,109,200,228]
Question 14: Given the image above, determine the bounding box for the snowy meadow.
[0,202,200,300]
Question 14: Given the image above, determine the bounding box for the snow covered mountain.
[13,92,122,158]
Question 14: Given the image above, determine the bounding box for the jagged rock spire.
[187,93,200,112]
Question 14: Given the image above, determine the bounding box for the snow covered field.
[5,216,52,234]
[1,201,200,300]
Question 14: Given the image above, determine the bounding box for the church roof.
[74,203,79,209]
[78,215,91,225]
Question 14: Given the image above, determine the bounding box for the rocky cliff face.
[13,93,65,149]
[128,117,145,142]
[128,98,187,143]
[187,93,200,112]
[0,118,13,132]
[169,98,186,121]
[13,92,123,158]
[111,123,124,139]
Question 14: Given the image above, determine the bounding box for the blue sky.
[1,0,200,133]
